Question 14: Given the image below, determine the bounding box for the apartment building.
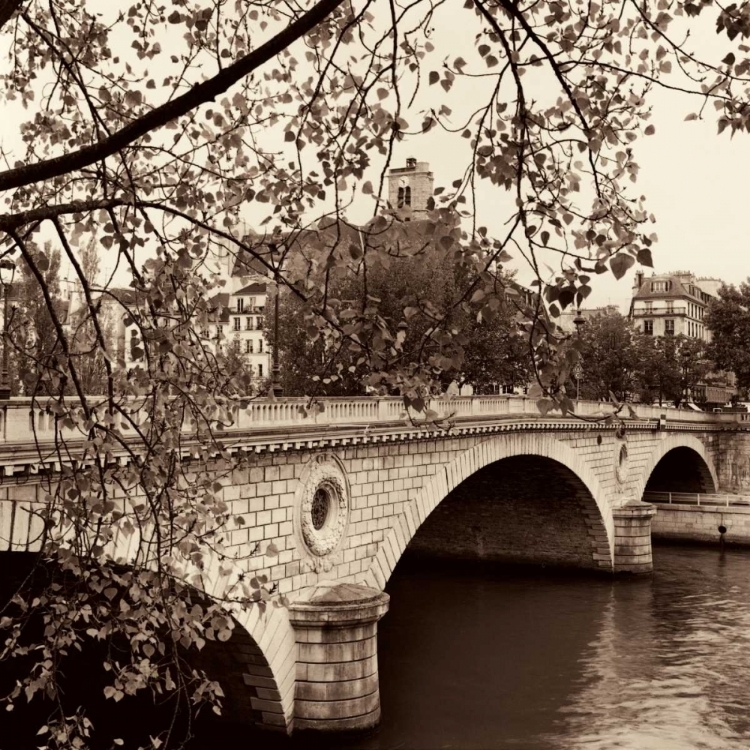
[629,271,718,342]
[629,271,735,404]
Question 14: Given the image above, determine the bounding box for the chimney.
[633,270,644,295]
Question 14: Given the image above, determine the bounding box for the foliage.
[705,282,750,390]
[0,0,749,745]
[570,309,712,406]
[269,234,530,396]
[635,334,683,406]
[221,340,260,397]
[569,312,641,402]
[65,238,114,396]
[451,293,533,393]
[267,283,366,396]
[674,335,712,404]
[5,242,65,396]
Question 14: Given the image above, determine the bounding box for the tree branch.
[0,198,125,231]
[0,0,345,193]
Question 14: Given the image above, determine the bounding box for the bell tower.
[387,158,434,220]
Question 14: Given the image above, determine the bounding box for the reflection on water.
[201,545,750,750]
[550,547,750,750]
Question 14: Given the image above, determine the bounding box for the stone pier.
[289,582,390,732]
[612,502,657,573]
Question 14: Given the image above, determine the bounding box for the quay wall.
[652,504,750,545]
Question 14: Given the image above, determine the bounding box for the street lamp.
[0,258,17,400]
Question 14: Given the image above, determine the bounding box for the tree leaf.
[610,254,635,280]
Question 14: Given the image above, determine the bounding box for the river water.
[6,545,747,749]
[351,545,750,750]
[219,544,750,750]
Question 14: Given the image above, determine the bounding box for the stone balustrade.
[0,394,737,448]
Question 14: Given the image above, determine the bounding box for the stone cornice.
[0,413,731,478]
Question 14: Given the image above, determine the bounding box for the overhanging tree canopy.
[1,0,750,745]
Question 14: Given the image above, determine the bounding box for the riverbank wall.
[651,503,750,545]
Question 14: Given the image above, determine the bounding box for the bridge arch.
[104,518,297,731]
[633,434,718,502]
[1,505,296,734]
[136,546,297,731]
[362,433,614,589]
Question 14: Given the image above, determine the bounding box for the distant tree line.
[266,244,534,398]
[704,281,750,397]
[566,310,723,407]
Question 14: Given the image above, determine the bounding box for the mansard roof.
[633,273,714,303]
[234,282,267,296]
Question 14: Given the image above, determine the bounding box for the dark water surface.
[205,544,750,750]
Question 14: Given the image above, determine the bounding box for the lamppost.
[573,362,584,403]
[0,258,17,400]
[572,308,586,405]
[270,277,283,398]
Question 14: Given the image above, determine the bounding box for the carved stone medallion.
[296,455,350,571]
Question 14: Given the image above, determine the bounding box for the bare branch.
[0,0,345,193]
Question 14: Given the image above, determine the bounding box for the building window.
[650,281,672,293]
[257,316,265,329]
[246,317,252,330]
[200,327,209,339]
[666,301,674,314]
[258,364,263,378]
[216,325,224,339]
[258,339,263,353]
[237,298,244,313]
[397,185,412,208]
[665,319,675,336]
[233,317,241,331]
[246,339,253,354]
[644,320,653,335]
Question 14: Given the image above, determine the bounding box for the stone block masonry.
[288,582,389,731]
[612,503,656,573]
[652,503,750,545]
[405,455,602,570]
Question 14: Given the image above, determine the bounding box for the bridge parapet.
[0,395,736,448]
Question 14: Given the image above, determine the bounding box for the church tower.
[387,158,434,220]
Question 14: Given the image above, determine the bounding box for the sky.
[380,13,750,315]
[3,3,749,313]
[340,82,750,315]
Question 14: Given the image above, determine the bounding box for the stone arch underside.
[0,497,297,734]
[634,434,718,501]
[110,513,297,731]
[405,455,610,570]
[363,433,614,590]
[194,604,295,731]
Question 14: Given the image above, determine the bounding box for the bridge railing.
[644,491,750,507]
[0,394,740,447]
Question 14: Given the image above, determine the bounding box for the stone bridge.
[1,395,749,735]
